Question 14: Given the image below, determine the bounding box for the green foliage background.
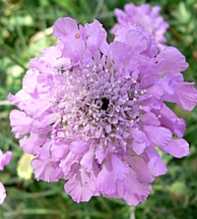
[0,0,197,218]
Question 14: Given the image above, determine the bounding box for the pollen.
[75,32,80,39]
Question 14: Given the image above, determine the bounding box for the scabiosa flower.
[9,17,197,206]
[112,3,169,44]
[0,150,12,204]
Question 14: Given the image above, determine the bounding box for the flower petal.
[0,182,6,205]
[162,139,189,158]
[53,17,78,40]
[144,125,172,147]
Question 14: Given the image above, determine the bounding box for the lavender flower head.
[0,150,12,204]
[112,3,169,44]
[9,16,197,206]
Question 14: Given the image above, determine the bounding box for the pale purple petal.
[144,126,172,147]
[10,110,32,138]
[32,158,63,182]
[162,139,189,158]
[0,151,12,171]
[0,183,6,205]
[53,17,78,40]
[85,20,108,54]
[64,170,97,203]
[0,150,12,205]
[131,129,149,155]
[155,47,188,75]
[175,82,197,111]
[148,156,167,176]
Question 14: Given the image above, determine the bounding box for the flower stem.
[130,207,135,219]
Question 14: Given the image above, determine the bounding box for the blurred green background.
[0,0,197,218]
